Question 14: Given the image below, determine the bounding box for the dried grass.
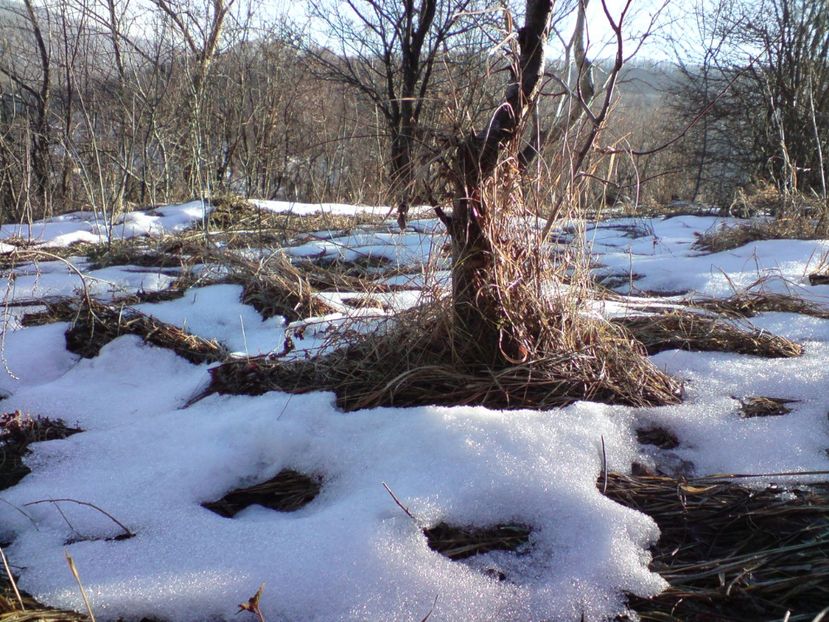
[0,603,88,621]
[203,299,682,411]
[694,216,821,253]
[202,469,322,518]
[295,258,406,294]
[607,472,829,621]
[206,194,381,248]
[689,290,829,320]
[197,166,686,412]
[729,182,825,218]
[208,250,337,321]
[299,255,418,289]
[613,310,803,357]
[0,411,81,491]
[19,286,194,327]
[62,299,226,363]
[423,522,531,560]
[636,427,679,449]
[738,396,797,418]
[1,554,89,620]
[80,239,185,271]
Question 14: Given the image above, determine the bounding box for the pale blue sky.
[271,0,677,62]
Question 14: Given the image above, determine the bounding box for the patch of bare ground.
[636,426,679,450]
[0,411,81,491]
[58,299,226,363]
[596,272,643,290]
[203,469,322,517]
[613,309,803,357]
[606,472,829,621]
[423,522,531,561]
[737,396,798,418]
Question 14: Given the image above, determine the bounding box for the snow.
[285,229,442,272]
[1,204,829,621]
[4,259,178,304]
[135,284,284,356]
[2,395,664,621]
[0,200,210,247]
[591,215,829,298]
[0,336,207,431]
[252,200,393,217]
[0,322,79,396]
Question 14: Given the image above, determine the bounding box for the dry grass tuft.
[0,411,81,491]
[206,194,381,248]
[202,298,682,411]
[61,299,226,363]
[728,182,825,218]
[211,150,687,413]
[202,469,322,518]
[689,290,829,320]
[423,522,531,560]
[607,471,829,621]
[306,254,397,278]
[693,216,821,253]
[294,258,406,294]
[80,239,185,271]
[20,287,194,327]
[613,310,803,358]
[0,600,89,620]
[205,250,337,322]
[18,300,78,327]
[207,192,254,220]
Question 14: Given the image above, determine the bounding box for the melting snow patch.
[2,396,665,621]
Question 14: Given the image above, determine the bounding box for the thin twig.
[0,497,38,529]
[600,435,608,495]
[382,482,418,523]
[420,594,439,622]
[25,498,134,539]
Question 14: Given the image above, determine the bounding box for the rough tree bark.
[439,0,553,364]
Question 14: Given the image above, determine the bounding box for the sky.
[271,0,680,62]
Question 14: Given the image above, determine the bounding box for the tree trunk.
[390,120,414,228]
[444,0,552,363]
[24,0,51,213]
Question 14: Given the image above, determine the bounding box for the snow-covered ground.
[0,201,211,248]
[1,204,828,621]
